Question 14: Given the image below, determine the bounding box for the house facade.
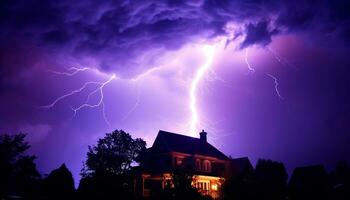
[135,130,234,199]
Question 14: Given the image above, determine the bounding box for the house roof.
[150,130,229,160]
[230,157,253,172]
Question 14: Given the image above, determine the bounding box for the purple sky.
[1,0,350,182]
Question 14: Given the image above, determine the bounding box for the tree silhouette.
[253,159,288,200]
[222,159,287,200]
[44,163,75,199]
[81,129,146,177]
[330,161,350,200]
[78,129,146,199]
[289,165,329,200]
[0,133,40,198]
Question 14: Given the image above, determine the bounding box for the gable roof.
[150,130,229,160]
[230,157,253,173]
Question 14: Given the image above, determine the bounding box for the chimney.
[200,130,207,143]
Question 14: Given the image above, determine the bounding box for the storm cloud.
[1,0,350,77]
[1,0,350,182]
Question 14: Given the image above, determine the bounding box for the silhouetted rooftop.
[150,130,229,160]
[230,157,253,173]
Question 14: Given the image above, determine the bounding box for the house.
[135,130,244,199]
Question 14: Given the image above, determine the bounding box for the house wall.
[137,151,230,199]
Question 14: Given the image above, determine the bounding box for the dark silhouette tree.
[222,159,287,200]
[288,165,329,200]
[0,133,41,199]
[78,129,146,199]
[44,163,75,199]
[253,159,288,200]
[330,161,350,200]
[221,157,253,200]
[81,129,146,177]
[221,168,252,200]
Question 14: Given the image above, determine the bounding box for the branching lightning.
[42,64,163,127]
[42,67,117,126]
[47,67,90,76]
[70,74,116,126]
[266,73,284,100]
[42,39,287,135]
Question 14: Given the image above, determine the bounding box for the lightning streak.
[266,73,284,100]
[71,74,116,126]
[267,47,297,70]
[43,66,117,126]
[122,85,141,121]
[41,81,103,109]
[43,65,163,126]
[244,49,256,73]
[189,45,216,135]
[47,67,90,76]
[244,48,285,100]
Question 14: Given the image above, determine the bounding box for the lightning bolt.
[42,39,285,135]
[121,66,163,121]
[189,45,216,135]
[42,64,164,126]
[122,85,141,121]
[266,73,284,100]
[244,49,256,73]
[42,67,117,126]
[47,67,90,76]
[243,47,285,100]
[70,74,116,126]
[267,46,298,70]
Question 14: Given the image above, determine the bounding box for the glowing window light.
[211,183,218,191]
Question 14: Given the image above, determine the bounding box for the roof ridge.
[158,130,199,140]
[155,130,229,160]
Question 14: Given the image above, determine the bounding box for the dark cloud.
[0,0,350,76]
[240,20,278,49]
[1,0,350,182]
[277,5,315,31]
[42,29,71,44]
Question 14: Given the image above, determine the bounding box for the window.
[203,160,211,172]
[196,159,201,170]
[176,157,183,166]
[211,183,218,191]
[195,180,210,191]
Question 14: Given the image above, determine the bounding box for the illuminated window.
[195,180,210,191]
[211,183,218,191]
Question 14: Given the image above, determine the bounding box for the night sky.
[1,0,350,182]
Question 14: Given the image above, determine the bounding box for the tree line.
[0,130,349,199]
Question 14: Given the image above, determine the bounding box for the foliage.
[81,129,146,177]
[44,163,75,199]
[254,159,288,200]
[221,159,287,200]
[78,173,135,200]
[0,133,40,198]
